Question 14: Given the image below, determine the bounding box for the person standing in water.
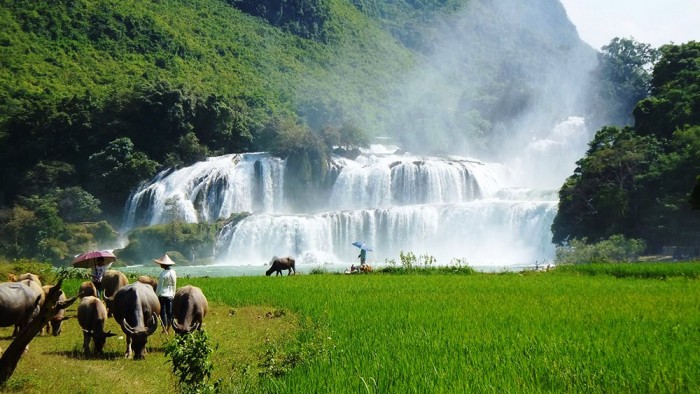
[155,253,177,334]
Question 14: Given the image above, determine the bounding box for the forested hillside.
[552,41,700,253]
[0,0,599,264]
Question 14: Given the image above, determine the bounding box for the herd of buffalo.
[0,256,299,361]
[0,271,208,360]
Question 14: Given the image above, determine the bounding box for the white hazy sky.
[559,1,700,49]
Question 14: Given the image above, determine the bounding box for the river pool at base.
[117,262,544,278]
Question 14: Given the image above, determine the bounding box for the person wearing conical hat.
[154,253,176,334]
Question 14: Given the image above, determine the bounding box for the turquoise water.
[119,263,347,278]
[117,262,538,278]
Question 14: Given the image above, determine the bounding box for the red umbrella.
[72,250,117,269]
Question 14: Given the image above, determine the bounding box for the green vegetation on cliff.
[552,41,700,252]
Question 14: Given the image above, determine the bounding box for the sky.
[559,0,700,49]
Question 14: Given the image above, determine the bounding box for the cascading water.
[122,153,286,230]
[122,117,590,270]
[215,149,557,268]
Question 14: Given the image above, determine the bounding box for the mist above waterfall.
[380,0,597,189]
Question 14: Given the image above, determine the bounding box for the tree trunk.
[0,279,77,385]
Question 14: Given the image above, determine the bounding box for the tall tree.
[552,126,660,244]
[587,37,659,128]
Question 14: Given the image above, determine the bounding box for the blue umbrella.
[352,241,373,251]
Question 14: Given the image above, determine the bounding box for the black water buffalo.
[77,296,116,355]
[171,286,208,335]
[103,270,129,316]
[266,256,296,276]
[111,282,160,359]
[0,282,42,336]
[42,285,70,336]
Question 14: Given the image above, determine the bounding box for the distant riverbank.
[118,262,541,278]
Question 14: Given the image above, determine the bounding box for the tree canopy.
[586,37,659,129]
[553,41,700,252]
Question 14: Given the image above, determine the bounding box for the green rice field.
[1,263,699,393]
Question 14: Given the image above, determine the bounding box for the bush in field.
[555,235,646,264]
[377,251,473,274]
[165,330,220,394]
[308,266,328,275]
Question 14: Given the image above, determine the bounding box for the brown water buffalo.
[266,256,296,276]
[102,270,128,316]
[137,275,157,292]
[111,282,160,359]
[42,285,70,336]
[79,281,98,298]
[8,272,42,286]
[0,282,42,337]
[171,286,208,335]
[77,296,116,355]
[8,273,44,306]
[21,278,45,308]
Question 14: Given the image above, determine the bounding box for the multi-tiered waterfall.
[122,117,587,270]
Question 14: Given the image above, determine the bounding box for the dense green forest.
[552,41,700,253]
[0,0,696,264]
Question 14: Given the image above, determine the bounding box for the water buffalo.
[111,282,160,359]
[79,281,98,298]
[137,275,157,292]
[171,285,208,335]
[8,272,42,286]
[0,282,42,337]
[21,278,45,307]
[103,270,129,316]
[42,285,70,336]
[8,273,44,306]
[77,296,116,355]
[266,256,296,276]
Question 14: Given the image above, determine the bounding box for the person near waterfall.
[358,248,367,266]
[155,253,177,334]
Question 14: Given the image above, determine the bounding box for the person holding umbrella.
[352,241,372,269]
[155,253,177,334]
[73,250,117,299]
[92,257,113,299]
[358,248,367,265]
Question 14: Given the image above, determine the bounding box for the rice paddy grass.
[1,265,698,393]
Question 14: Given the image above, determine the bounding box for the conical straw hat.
[154,253,175,266]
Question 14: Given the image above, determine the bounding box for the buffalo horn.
[146,312,158,335]
[122,318,135,335]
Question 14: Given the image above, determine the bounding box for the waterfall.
[216,200,556,267]
[122,142,565,268]
[327,155,495,210]
[122,153,286,231]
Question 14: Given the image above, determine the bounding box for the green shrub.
[377,252,475,274]
[165,330,220,394]
[555,235,647,264]
[308,266,328,275]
